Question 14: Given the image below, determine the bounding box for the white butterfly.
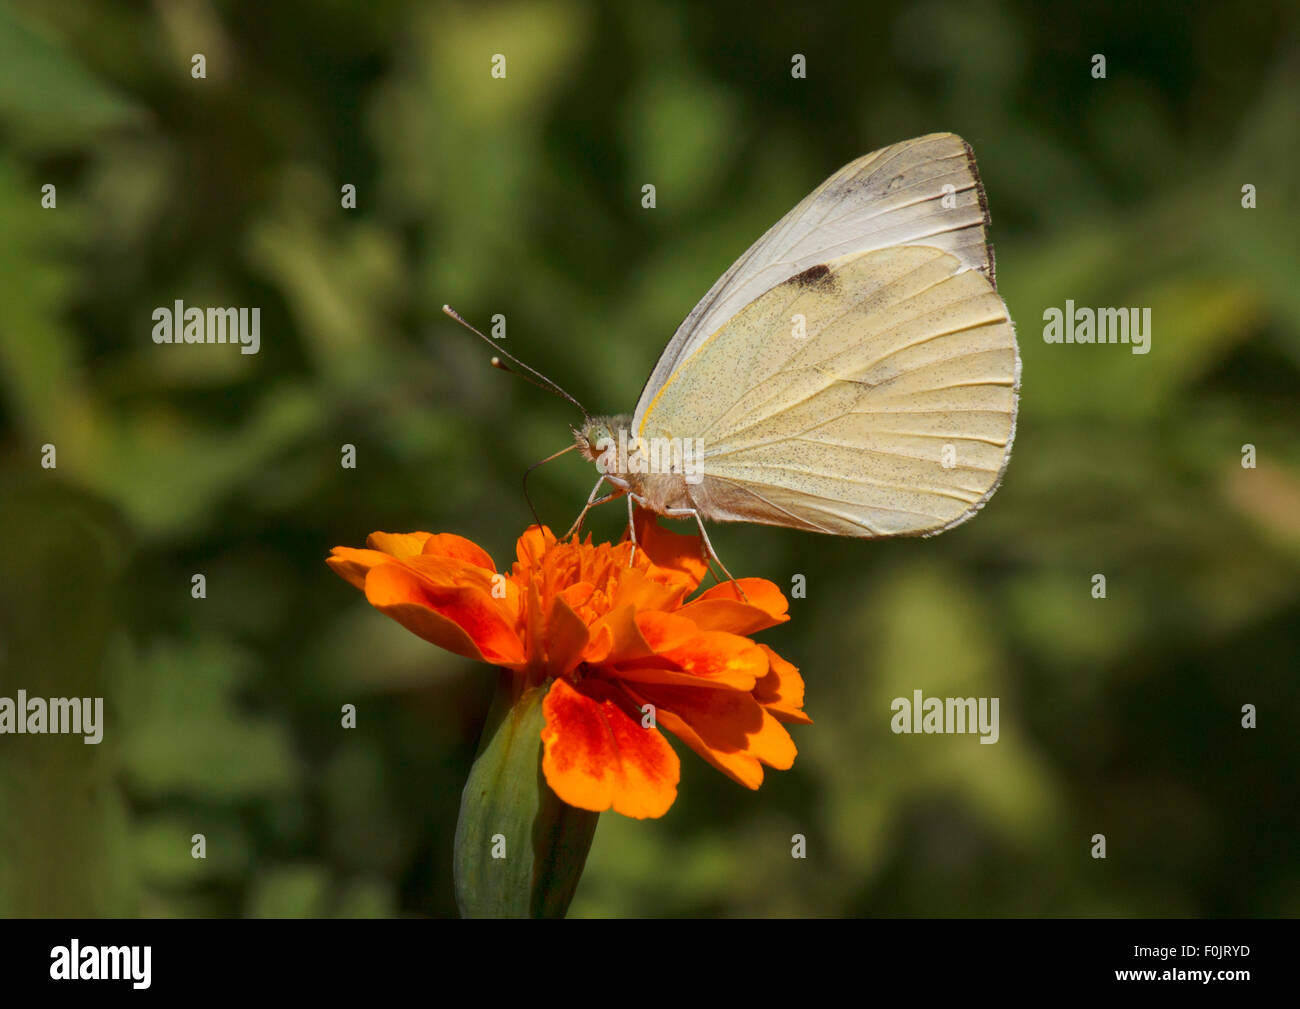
[449,133,1019,577]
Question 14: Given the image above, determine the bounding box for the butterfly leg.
[626,492,640,565]
[659,505,749,602]
[624,499,748,598]
[564,478,625,540]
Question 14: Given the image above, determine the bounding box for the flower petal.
[417,532,496,571]
[583,603,654,665]
[633,610,701,653]
[611,566,689,613]
[514,525,558,575]
[653,629,769,691]
[559,582,597,610]
[631,509,708,587]
[366,531,436,558]
[541,678,679,819]
[630,683,797,789]
[327,546,395,591]
[680,579,790,633]
[364,561,525,665]
[330,531,499,590]
[546,593,590,677]
[753,645,813,724]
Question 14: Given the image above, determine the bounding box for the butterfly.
[447,133,1019,579]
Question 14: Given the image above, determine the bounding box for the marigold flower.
[327,510,810,819]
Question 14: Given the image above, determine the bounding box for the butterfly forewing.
[633,132,996,428]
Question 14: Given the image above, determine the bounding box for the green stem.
[453,671,599,918]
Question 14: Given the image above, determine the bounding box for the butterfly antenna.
[442,305,590,420]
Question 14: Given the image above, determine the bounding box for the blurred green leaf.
[0,5,141,152]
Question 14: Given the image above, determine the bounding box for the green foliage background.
[1,0,1297,917]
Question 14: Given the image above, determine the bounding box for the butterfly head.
[574,414,633,466]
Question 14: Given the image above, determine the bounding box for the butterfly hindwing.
[638,245,1018,537]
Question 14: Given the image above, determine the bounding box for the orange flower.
[327,511,810,819]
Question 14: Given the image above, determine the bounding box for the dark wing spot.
[792,263,835,290]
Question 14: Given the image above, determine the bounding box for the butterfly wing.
[637,244,1018,536]
[632,132,996,430]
